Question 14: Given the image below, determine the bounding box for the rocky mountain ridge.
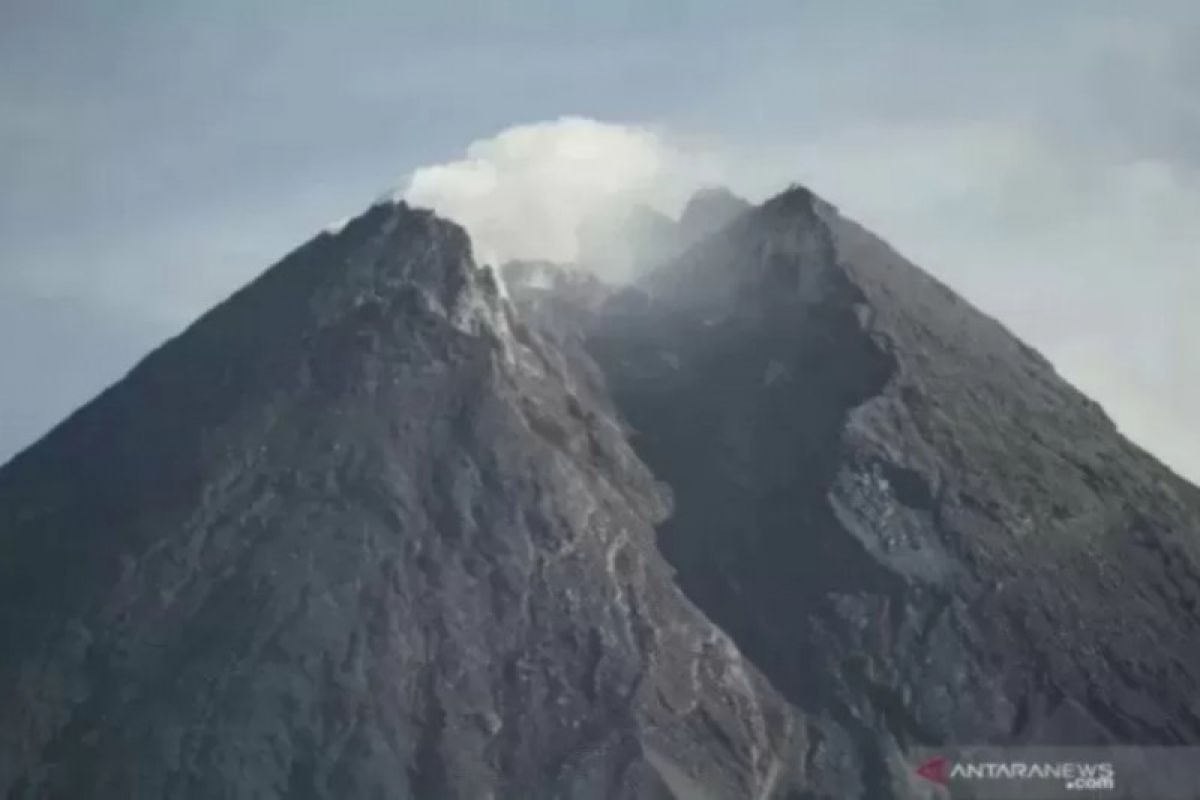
[514,184,1200,794]
[1,186,1198,799]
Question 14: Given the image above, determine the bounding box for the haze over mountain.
[1,179,1198,798]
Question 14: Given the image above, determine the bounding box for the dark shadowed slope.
[0,201,849,799]
[579,186,1200,795]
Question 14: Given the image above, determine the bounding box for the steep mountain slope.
[0,202,846,799]
[3,181,1199,800]
[577,186,1200,794]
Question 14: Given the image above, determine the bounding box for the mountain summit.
[583,185,1200,792]
[1,187,1198,799]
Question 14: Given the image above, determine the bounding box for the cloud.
[401,116,721,276]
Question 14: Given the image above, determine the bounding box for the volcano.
[1,186,1198,799]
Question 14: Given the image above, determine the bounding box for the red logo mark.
[916,756,949,786]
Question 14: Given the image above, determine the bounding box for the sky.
[1,1,1198,481]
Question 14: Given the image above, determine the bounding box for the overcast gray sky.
[2,1,1198,481]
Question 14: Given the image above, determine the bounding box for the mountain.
[1,185,1199,799]
[0,201,852,798]
[515,186,1200,794]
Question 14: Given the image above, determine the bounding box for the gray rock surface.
[2,183,1199,799]
[0,202,839,798]
[579,186,1200,796]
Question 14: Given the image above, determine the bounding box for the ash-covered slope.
[574,186,1200,795]
[0,202,843,799]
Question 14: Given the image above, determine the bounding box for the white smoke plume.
[401,117,721,278]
